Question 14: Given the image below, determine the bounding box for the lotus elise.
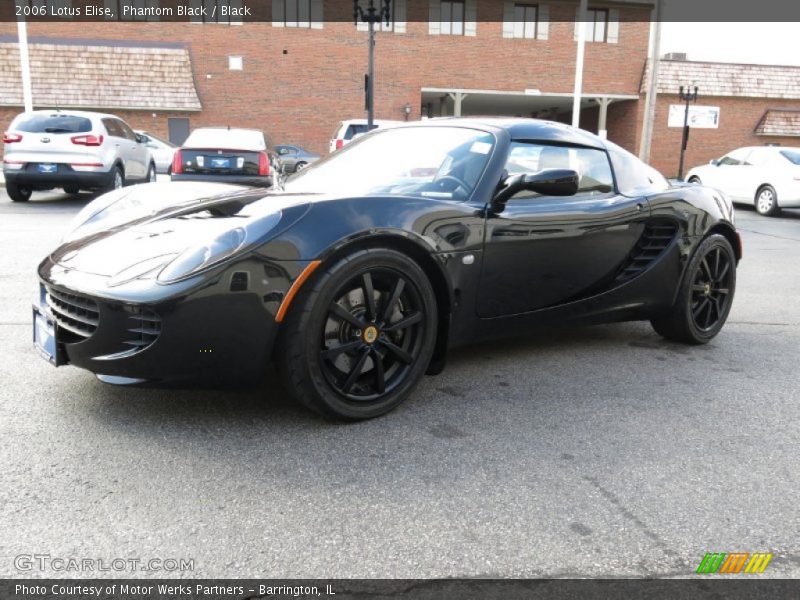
[34,119,741,419]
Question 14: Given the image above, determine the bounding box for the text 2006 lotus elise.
[34,119,740,419]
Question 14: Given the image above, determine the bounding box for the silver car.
[2,110,156,202]
[136,130,177,174]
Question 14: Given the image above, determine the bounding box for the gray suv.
[2,110,156,202]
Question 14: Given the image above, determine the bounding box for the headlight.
[156,211,282,284]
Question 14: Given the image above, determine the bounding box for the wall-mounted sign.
[668,105,720,128]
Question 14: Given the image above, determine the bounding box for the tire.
[64,187,80,195]
[107,166,124,193]
[295,161,308,172]
[277,248,438,420]
[7,182,32,202]
[688,176,701,185]
[651,234,736,344]
[755,185,779,217]
[147,163,157,183]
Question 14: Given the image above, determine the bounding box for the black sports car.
[34,119,740,419]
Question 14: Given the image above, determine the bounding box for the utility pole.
[677,85,698,180]
[354,0,391,129]
[639,0,662,162]
[17,19,33,112]
[571,0,588,127]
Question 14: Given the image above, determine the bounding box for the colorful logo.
[696,552,773,574]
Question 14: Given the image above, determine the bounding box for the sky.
[659,23,800,66]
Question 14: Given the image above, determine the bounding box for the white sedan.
[686,146,800,216]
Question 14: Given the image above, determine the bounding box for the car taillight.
[71,134,104,146]
[335,139,344,150]
[172,150,183,174]
[258,151,270,176]
[3,132,22,144]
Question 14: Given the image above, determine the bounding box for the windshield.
[779,149,800,165]
[284,126,495,200]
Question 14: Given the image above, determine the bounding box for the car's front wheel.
[651,234,736,344]
[278,248,438,420]
[7,182,32,202]
[147,163,157,183]
[755,185,779,216]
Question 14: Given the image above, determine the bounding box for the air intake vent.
[230,271,249,292]
[614,221,678,284]
[46,287,99,342]
[124,307,161,353]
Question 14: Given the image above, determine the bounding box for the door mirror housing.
[135,133,149,144]
[491,169,580,213]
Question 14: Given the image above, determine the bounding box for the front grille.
[124,307,161,353]
[46,287,99,341]
[614,221,679,284]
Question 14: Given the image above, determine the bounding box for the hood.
[53,182,325,278]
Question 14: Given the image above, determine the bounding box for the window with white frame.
[503,2,549,40]
[574,7,619,43]
[272,0,324,28]
[429,0,476,37]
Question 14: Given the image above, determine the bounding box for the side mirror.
[491,169,580,213]
[709,159,719,166]
[135,133,149,144]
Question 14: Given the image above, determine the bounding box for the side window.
[116,120,137,141]
[605,140,668,195]
[102,118,122,138]
[504,142,614,199]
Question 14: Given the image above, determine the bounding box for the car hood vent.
[614,221,678,284]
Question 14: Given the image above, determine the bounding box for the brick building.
[1,0,798,177]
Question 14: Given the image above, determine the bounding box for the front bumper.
[5,166,114,190]
[36,254,311,385]
[171,173,273,188]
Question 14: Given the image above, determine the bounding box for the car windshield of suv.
[779,149,800,165]
[284,126,495,200]
[15,113,92,134]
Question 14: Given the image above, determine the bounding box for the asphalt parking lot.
[0,186,798,579]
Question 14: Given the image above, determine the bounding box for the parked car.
[2,110,156,202]
[136,130,177,174]
[686,146,800,216]
[275,144,320,173]
[34,118,740,420]
[170,127,274,187]
[329,119,402,153]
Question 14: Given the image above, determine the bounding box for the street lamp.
[354,0,392,130]
[677,84,698,181]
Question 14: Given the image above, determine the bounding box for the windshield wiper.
[43,128,75,133]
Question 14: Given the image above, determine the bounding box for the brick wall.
[0,1,651,155]
[649,96,800,177]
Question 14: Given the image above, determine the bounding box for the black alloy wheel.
[651,234,736,344]
[278,248,437,420]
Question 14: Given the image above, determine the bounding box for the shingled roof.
[755,110,800,137]
[0,40,201,111]
[643,59,800,100]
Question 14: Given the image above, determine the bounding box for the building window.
[440,0,465,35]
[513,4,537,39]
[273,0,323,28]
[575,7,619,43]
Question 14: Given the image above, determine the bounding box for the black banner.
[2,579,800,600]
[1,0,800,23]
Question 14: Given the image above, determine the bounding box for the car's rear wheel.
[688,176,701,184]
[278,248,438,420]
[7,182,32,202]
[107,167,124,192]
[295,161,308,172]
[651,234,736,344]
[755,185,779,216]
